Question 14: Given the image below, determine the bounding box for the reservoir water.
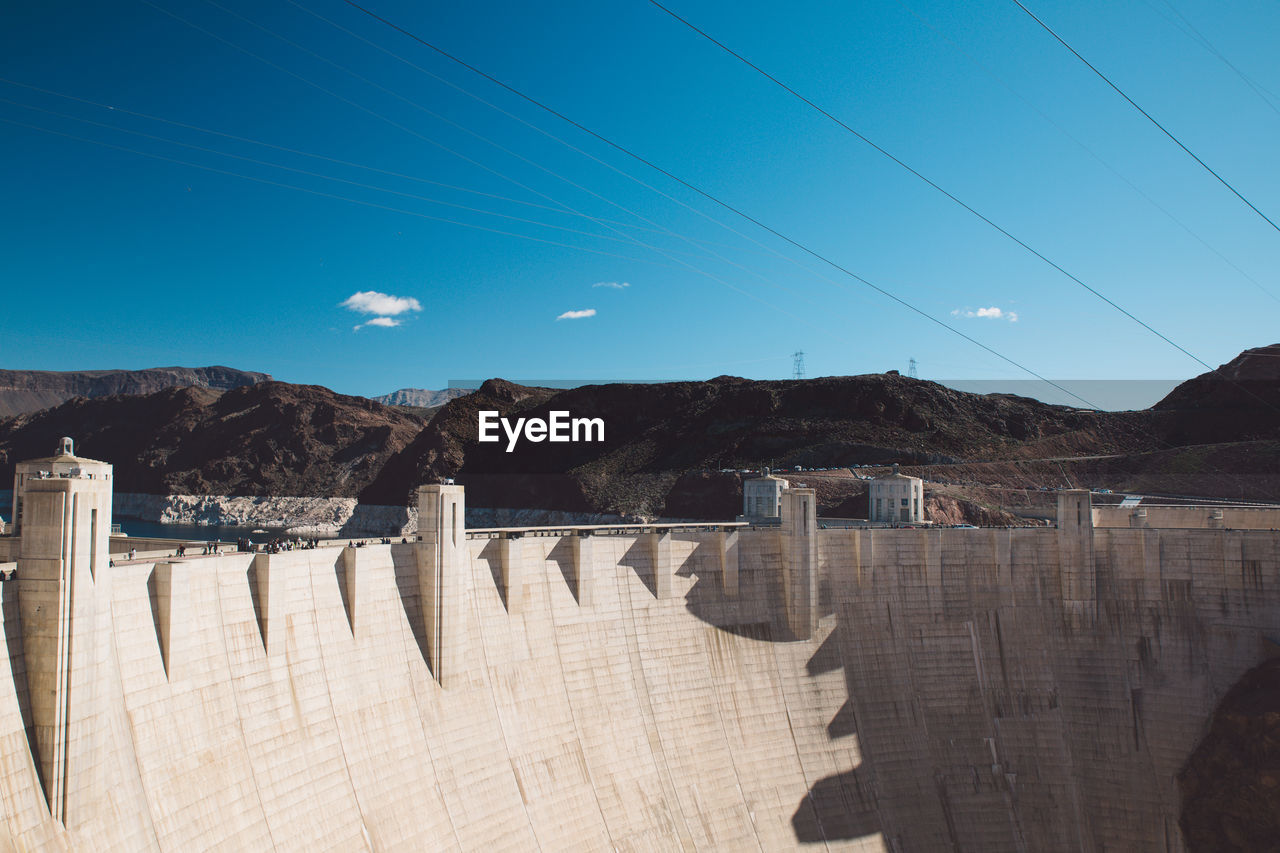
[114,517,285,544]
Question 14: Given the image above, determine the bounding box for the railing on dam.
[466,521,749,539]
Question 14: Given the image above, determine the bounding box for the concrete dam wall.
[0,483,1276,850]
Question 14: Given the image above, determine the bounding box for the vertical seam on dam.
[617,562,696,848]
[212,568,279,852]
[305,561,373,851]
[468,563,542,852]
[395,553,465,852]
[704,628,766,853]
[543,560,619,851]
[769,632,825,848]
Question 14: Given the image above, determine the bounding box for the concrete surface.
[0,483,1274,850]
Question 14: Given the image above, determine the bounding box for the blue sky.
[3,0,1278,406]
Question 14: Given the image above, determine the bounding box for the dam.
[0,445,1277,850]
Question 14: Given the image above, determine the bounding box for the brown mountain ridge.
[0,345,1276,517]
[0,365,270,418]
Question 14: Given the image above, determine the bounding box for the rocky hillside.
[0,366,270,417]
[434,373,1152,516]
[371,387,472,409]
[0,382,425,497]
[1150,344,1280,446]
[1156,344,1280,412]
[0,344,1275,518]
[358,379,559,506]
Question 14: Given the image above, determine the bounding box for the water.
[3,497,292,544]
[114,517,287,544]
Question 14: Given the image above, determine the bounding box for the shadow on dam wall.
[1,583,41,801]
[676,525,1280,850]
[2,502,1278,848]
[675,533,885,843]
[792,626,882,843]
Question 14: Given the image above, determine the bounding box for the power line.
[1142,0,1280,118]
[339,0,1280,498]
[297,0,921,331]
[136,0,838,335]
[269,0,855,316]
[314,0,1071,348]
[0,95,770,262]
[1009,0,1280,236]
[177,0,868,325]
[889,0,1280,307]
[0,116,667,266]
[645,0,1230,379]
[340,0,1102,410]
[0,77,787,259]
[645,0,1280,424]
[140,0,704,264]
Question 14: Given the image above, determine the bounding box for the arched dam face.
[0,491,1276,850]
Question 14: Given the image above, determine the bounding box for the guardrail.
[466,521,749,539]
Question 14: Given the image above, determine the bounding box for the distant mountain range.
[371,387,472,409]
[0,345,1275,517]
[0,366,270,417]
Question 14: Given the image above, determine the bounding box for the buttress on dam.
[0,442,1277,851]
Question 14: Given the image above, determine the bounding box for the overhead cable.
[137,0,835,330]
[1010,0,1280,236]
[339,0,1102,409]
[889,0,1280,306]
[646,0,1227,377]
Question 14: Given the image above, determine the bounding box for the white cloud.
[341,290,422,316]
[353,313,401,330]
[556,308,597,321]
[592,281,630,289]
[952,306,1018,322]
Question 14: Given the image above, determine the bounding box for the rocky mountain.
[1149,344,1280,446]
[372,387,472,409]
[0,382,425,497]
[358,379,559,506]
[0,366,270,417]
[434,373,1152,516]
[0,344,1275,518]
[1156,344,1280,411]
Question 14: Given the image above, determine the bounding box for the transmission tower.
[908,357,918,379]
[792,351,805,380]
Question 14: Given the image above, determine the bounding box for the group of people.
[117,535,414,564]
[173,543,219,557]
[348,537,408,548]
[252,537,322,554]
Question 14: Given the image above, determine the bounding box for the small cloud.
[952,306,1018,322]
[353,317,401,331]
[341,290,422,316]
[556,308,597,321]
[592,281,630,289]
